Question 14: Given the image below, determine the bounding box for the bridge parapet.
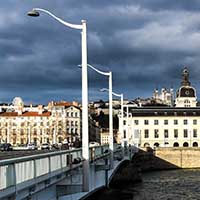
[0,144,124,199]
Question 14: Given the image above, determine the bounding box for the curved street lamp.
[100,88,124,155]
[27,8,89,192]
[80,64,114,166]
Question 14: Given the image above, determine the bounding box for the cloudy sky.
[1,0,200,104]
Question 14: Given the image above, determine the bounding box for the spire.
[181,67,190,86]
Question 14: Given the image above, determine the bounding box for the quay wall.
[135,147,200,170]
[155,147,200,168]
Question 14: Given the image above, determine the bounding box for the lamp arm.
[34,8,83,30]
[87,64,110,76]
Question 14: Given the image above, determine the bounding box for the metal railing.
[0,145,115,192]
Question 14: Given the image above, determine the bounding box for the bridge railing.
[0,148,82,191]
[0,145,122,193]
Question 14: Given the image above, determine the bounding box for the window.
[193,129,197,137]
[184,129,188,138]
[144,120,149,125]
[123,130,126,138]
[183,119,188,125]
[75,128,78,134]
[144,129,149,138]
[174,129,178,138]
[66,112,69,117]
[164,120,168,125]
[75,121,78,126]
[154,129,159,138]
[164,129,168,138]
[71,121,74,126]
[174,120,178,125]
[134,120,139,125]
[193,120,197,125]
[75,112,78,117]
[123,120,126,125]
[154,120,159,125]
[71,112,73,117]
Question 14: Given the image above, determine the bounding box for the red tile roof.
[0,111,51,117]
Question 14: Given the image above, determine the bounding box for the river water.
[132,169,200,200]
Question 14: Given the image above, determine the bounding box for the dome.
[176,86,196,98]
[12,97,24,107]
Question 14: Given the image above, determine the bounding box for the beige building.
[0,99,83,145]
[0,98,101,146]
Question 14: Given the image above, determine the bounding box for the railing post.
[13,163,17,197]
[105,158,108,188]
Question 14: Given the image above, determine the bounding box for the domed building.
[175,67,197,107]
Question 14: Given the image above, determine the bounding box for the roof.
[0,111,51,117]
[129,107,200,117]
[54,102,73,107]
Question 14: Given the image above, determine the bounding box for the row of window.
[130,119,198,126]
[144,129,197,138]
[66,121,79,126]
[0,120,80,127]
[66,112,79,117]
[0,128,79,135]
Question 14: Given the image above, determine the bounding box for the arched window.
[173,142,179,147]
[154,142,159,147]
[183,142,189,147]
[193,142,198,147]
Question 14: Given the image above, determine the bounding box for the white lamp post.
[101,89,124,154]
[84,64,113,167]
[27,8,89,191]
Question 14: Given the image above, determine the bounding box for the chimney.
[17,106,22,115]
[38,105,43,115]
[72,101,78,106]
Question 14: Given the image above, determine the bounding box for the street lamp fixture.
[27,9,40,17]
[27,8,89,192]
[100,88,124,154]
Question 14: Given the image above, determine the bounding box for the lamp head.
[100,88,108,92]
[27,9,40,17]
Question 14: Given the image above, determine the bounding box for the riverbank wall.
[134,147,200,170]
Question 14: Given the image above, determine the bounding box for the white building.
[119,67,200,148]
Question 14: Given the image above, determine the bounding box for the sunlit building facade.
[119,67,200,148]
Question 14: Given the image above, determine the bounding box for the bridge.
[0,145,135,200]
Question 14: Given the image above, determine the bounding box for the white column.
[81,20,89,192]
[28,127,31,144]
[121,95,124,148]
[126,106,129,146]
[7,128,10,143]
[53,127,56,144]
[109,72,114,167]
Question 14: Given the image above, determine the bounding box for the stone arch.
[173,142,179,147]
[193,142,198,147]
[144,143,150,147]
[154,142,159,147]
[183,142,189,147]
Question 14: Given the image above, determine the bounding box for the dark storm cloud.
[1,0,200,104]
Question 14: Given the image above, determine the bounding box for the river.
[132,169,200,200]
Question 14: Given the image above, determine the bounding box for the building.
[119,67,200,148]
[153,88,174,106]
[0,99,82,145]
[175,67,197,107]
